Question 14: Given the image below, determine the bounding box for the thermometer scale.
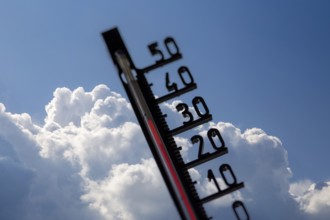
[102,27,249,220]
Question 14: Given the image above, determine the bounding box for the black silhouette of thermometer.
[103,27,249,220]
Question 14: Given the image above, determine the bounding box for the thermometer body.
[115,51,198,220]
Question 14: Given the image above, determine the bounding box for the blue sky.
[1,1,330,219]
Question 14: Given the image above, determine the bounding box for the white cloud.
[0,103,98,220]
[44,85,133,129]
[291,181,330,219]
[0,84,329,220]
[81,158,178,220]
[290,179,313,197]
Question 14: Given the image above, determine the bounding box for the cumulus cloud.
[0,103,97,220]
[0,84,329,220]
[291,181,330,219]
[81,158,178,220]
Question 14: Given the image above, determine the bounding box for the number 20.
[191,128,226,158]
